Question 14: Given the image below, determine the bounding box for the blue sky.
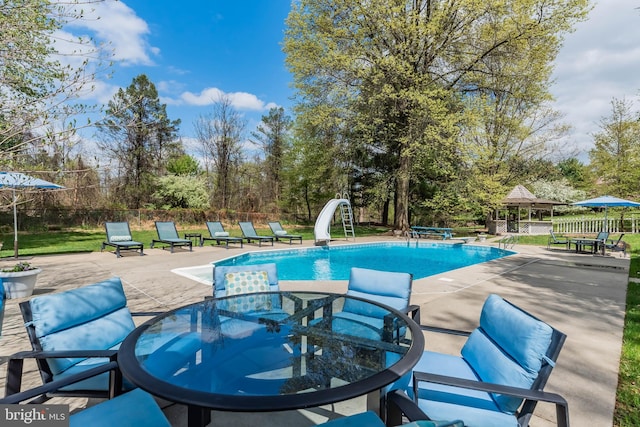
[69,0,640,162]
[72,0,293,156]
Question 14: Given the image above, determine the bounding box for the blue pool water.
[213,242,514,281]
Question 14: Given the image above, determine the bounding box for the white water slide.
[314,198,352,245]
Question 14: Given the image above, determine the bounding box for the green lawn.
[0,224,390,258]
[0,226,638,424]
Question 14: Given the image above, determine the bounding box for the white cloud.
[83,80,120,105]
[64,0,158,66]
[165,87,278,111]
[550,0,640,159]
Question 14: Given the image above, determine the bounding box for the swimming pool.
[204,241,514,281]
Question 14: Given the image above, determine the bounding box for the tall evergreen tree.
[250,107,293,210]
[97,74,181,208]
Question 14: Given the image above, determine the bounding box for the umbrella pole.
[13,188,18,259]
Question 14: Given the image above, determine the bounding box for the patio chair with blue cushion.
[327,267,420,342]
[4,277,200,401]
[387,294,569,427]
[547,230,569,250]
[101,222,144,257]
[210,262,297,372]
[1,360,170,427]
[211,262,288,324]
[201,221,244,248]
[268,221,303,244]
[151,221,193,253]
[605,234,627,256]
[238,221,275,246]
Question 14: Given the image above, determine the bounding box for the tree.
[167,154,200,176]
[589,98,640,197]
[0,0,109,166]
[97,74,181,208]
[557,157,590,189]
[250,107,292,210]
[194,95,245,210]
[284,0,590,230]
[530,178,586,214]
[154,175,209,209]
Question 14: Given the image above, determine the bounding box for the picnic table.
[410,226,453,240]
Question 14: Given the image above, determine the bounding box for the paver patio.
[0,237,629,426]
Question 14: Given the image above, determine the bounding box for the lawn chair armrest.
[386,389,430,423]
[419,324,471,337]
[132,311,164,317]
[412,372,569,427]
[2,361,121,404]
[5,349,119,397]
[406,304,421,323]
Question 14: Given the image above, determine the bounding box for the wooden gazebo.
[489,185,564,235]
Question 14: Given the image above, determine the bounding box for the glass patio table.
[118,291,424,427]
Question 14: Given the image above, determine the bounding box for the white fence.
[552,216,640,234]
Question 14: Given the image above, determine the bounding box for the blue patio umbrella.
[0,172,64,258]
[572,195,640,231]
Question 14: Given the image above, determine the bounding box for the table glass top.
[122,291,421,409]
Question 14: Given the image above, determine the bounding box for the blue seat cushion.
[70,388,170,427]
[344,267,412,316]
[328,311,406,341]
[416,398,518,427]
[475,294,553,374]
[461,295,553,413]
[409,351,495,407]
[317,411,385,427]
[28,278,135,375]
[29,277,128,337]
[54,354,134,392]
[409,351,517,426]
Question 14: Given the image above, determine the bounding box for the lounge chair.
[605,233,626,256]
[5,277,200,401]
[268,221,303,244]
[1,362,171,427]
[238,221,275,246]
[547,230,569,250]
[388,294,569,427]
[201,221,244,248]
[150,221,193,253]
[101,222,144,257]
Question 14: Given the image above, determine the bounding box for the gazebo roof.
[501,185,564,207]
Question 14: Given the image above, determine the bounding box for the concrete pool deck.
[0,236,630,426]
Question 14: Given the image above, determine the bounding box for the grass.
[614,248,640,426]
[1,225,638,424]
[0,224,390,258]
[516,232,640,426]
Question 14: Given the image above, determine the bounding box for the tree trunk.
[394,154,411,231]
[382,197,390,226]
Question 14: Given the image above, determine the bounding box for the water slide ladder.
[340,200,355,240]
